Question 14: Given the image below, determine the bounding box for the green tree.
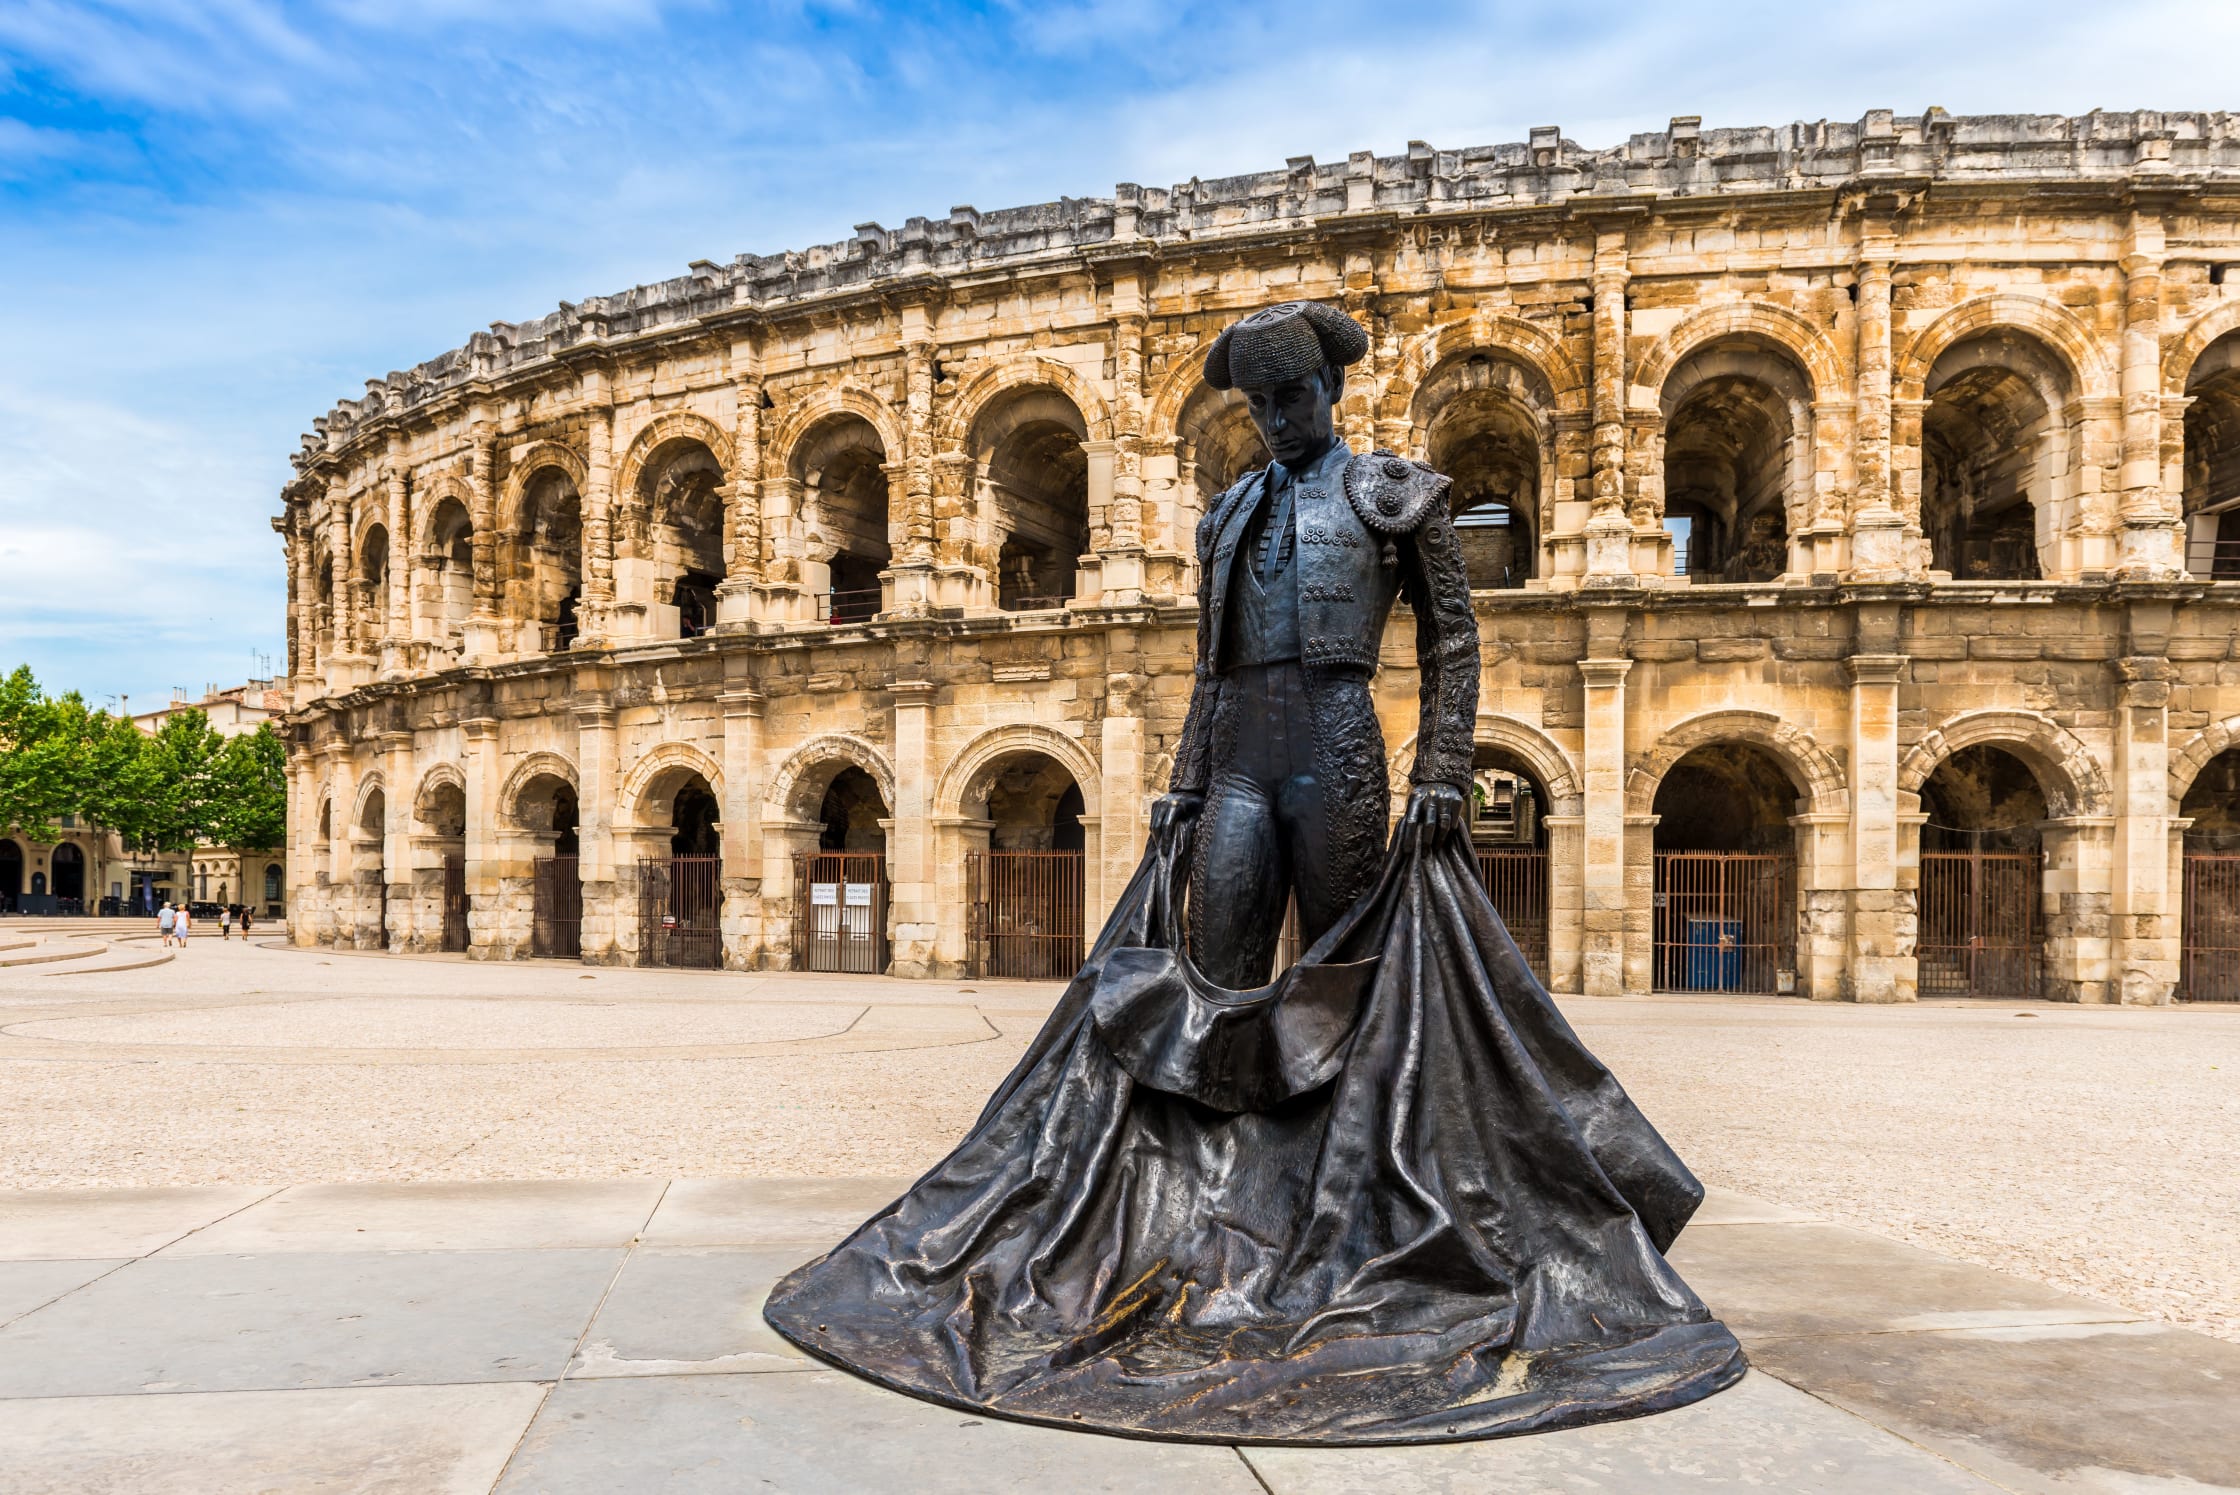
[210,724,288,851]
[0,666,67,840]
[138,709,228,853]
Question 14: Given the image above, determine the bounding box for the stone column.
[1095,297,1150,605]
[573,679,618,964]
[885,304,944,615]
[380,724,414,950]
[1583,228,1637,585]
[1849,218,1911,579]
[383,463,411,670]
[717,369,764,628]
[464,420,503,660]
[2113,652,2179,1003]
[719,683,763,969]
[321,737,355,948]
[1098,666,1147,932]
[2041,815,2115,1002]
[581,373,616,642]
[1543,812,1585,993]
[1847,644,1910,1001]
[288,738,319,946]
[1578,653,1631,996]
[1077,437,1117,603]
[2117,208,2183,577]
[887,678,937,976]
[461,711,500,959]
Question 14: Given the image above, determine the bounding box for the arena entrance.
[1651,744,1798,993]
[0,840,20,912]
[530,783,582,960]
[794,765,889,974]
[964,753,1087,980]
[1916,745,2045,998]
[1469,746,1550,982]
[2179,748,2240,1001]
[440,853,469,952]
[641,776,722,969]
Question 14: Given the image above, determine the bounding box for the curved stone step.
[41,946,177,976]
[0,940,107,968]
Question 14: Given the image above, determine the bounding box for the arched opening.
[416,778,468,953]
[355,788,388,949]
[50,842,85,908]
[1660,339,1808,582]
[637,771,721,968]
[264,863,285,915]
[1469,745,1551,980]
[314,556,337,660]
[361,524,390,642]
[511,468,582,653]
[973,387,1088,611]
[515,774,581,959]
[421,497,475,651]
[788,763,891,973]
[2182,331,2240,578]
[1917,745,2048,997]
[632,441,726,638]
[2179,747,2240,1000]
[794,415,890,624]
[1922,331,2072,581]
[965,752,1087,979]
[1177,382,1265,521]
[1421,354,1550,589]
[1651,743,1800,992]
[0,840,19,912]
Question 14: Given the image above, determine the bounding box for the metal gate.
[967,851,1084,979]
[793,853,888,974]
[532,855,582,960]
[440,854,469,953]
[1652,852,1794,993]
[1477,850,1550,983]
[1917,850,2041,998]
[639,855,722,969]
[2182,854,2240,1001]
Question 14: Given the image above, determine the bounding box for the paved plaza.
[0,924,2236,1490]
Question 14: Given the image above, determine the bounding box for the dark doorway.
[441,854,469,953]
[0,840,19,912]
[641,775,722,968]
[2180,747,2240,999]
[1917,745,2046,997]
[50,843,85,906]
[1651,744,1799,993]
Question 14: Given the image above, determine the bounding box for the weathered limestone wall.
[276,111,2240,1002]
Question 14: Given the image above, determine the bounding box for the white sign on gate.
[810,884,838,906]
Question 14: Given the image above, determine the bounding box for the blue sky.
[1,0,2232,711]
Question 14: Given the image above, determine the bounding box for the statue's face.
[1241,364,1341,466]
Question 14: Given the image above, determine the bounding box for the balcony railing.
[817,588,883,625]
[2187,538,2240,580]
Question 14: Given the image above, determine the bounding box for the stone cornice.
[290,110,2240,473]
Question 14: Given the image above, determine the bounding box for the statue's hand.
[1150,791,1205,841]
[1403,782,1468,851]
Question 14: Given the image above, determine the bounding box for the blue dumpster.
[1684,918,1744,990]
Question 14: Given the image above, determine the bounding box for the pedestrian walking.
[221,906,234,940]
[175,903,191,944]
[240,907,254,936]
[157,903,175,948]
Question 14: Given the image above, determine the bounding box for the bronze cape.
[762,823,1746,1445]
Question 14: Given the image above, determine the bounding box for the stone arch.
[1895,294,2115,404]
[769,385,906,477]
[613,409,735,501]
[498,751,580,826]
[413,474,476,554]
[1473,716,1583,815]
[1146,347,1220,443]
[1626,709,1848,816]
[1898,709,2111,820]
[2168,715,2240,811]
[764,734,896,824]
[620,741,726,829]
[413,762,466,825]
[1632,302,1851,408]
[497,442,589,534]
[349,773,389,836]
[1381,313,1589,426]
[934,725,1102,822]
[938,356,1113,447]
[2167,301,2240,393]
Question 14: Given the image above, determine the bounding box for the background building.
[277,111,2240,1002]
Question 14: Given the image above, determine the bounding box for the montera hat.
[1204,301,1370,391]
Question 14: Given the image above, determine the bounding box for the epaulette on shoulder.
[1342,449,1450,534]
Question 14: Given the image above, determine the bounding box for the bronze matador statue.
[1155,301,1479,987]
[766,303,1744,1445]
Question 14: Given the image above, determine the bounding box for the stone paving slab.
[493,1368,1269,1495]
[569,1245,815,1378]
[0,1184,273,1260]
[0,1248,621,1398]
[1748,1320,2240,1493]
[0,1178,2235,1493]
[0,1383,546,1495]
[167,1179,668,1255]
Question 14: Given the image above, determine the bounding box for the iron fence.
[2182,854,2240,1001]
[532,855,582,960]
[639,855,723,969]
[1917,850,2041,998]
[966,851,1085,979]
[793,852,888,974]
[1652,852,1794,994]
[440,854,469,953]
